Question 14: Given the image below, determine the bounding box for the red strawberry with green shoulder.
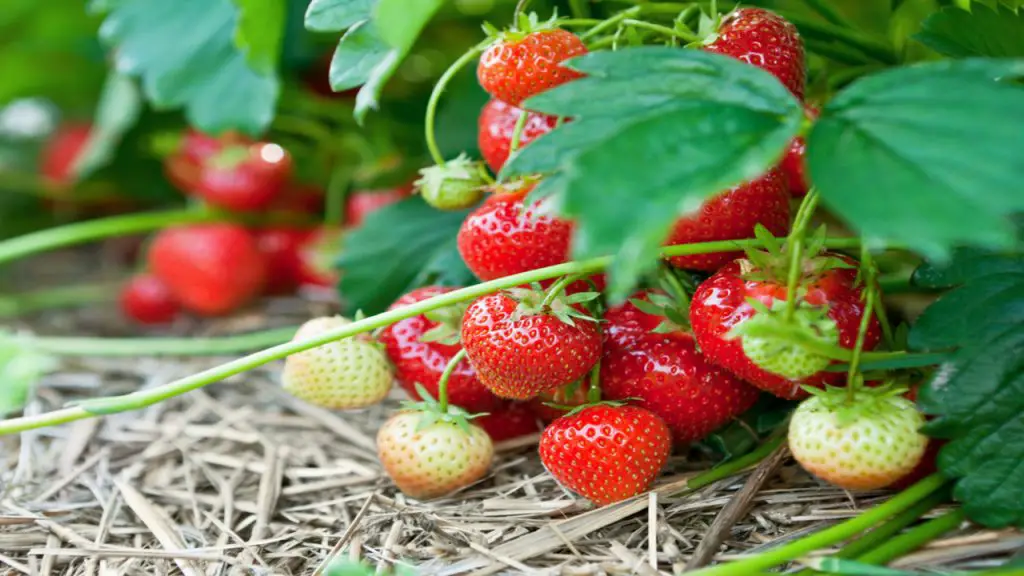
[477,13,588,108]
[540,403,671,505]
[601,289,761,445]
[379,286,502,413]
[461,282,601,400]
[689,230,881,400]
[702,7,806,100]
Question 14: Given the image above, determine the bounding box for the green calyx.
[629,292,690,334]
[801,383,915,428]
[731,298,839,381]
[562,398,627,418]
[415,154,488,211]
[741,225,856,285]
[505,281,599,327]
[207,144,250,170]
[403,382,484,435]
[482,11,562,44]
[420,302,469,346]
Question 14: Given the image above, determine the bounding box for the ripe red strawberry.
[601,293,760,444]
[665,169,790,271]
[378,410,493,499]
[530,381,589,422]
[478,27,587,108]
[457,184,572,281]
[780,106,820,197]
[119,274,180,325]
[272,182,325,215]
[461,290,601,400]
[255,227,309,295]
[478,98,559,173]
[345,184,413,227]
[193,141,292,211]
[689,253,881,400]
[148,224,267,316]
[703,8,806,100]
[789,388,928,490]
[539,404,671,505]
[40,123,91,186]
[379,286,502,413]
[282,316,393,409]
[476,402,542,442]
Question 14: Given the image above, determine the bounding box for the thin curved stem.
[425,44,487,166]
[508,109,529,156]
[541,274,580,308]
[854,508,966,565]
[581,6,640,41]
[684,475,949,576]
[436,348,466,414]
[0,209,221,266]
[682,434,787,493]
[784,190,820,322]
[622,19,699,43]
[27,326,299,357]
[0,282,120,318]
[0,236,862,435]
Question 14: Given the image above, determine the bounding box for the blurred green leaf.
[808,58,1024,259]
[502,48,802,301]
[337,196,475,315]
[304,0,372,32]
[915,4,1024,58]
[330,21,392,91]
[100,0,280,135]
[353,49,401,124]
[74,73,142,179]
[0,335,57,417]
[913,248,1024,288]
[233,0,286,74]
[375,0,443,53]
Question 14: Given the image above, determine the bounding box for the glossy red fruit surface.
[478,98,559,173]
[703,8,806,100]
[255,227,309,295]
[539,404,671,505]
[195,142,292,211]
[148,224,267,316]
[476,402,542,442]
[665,169,790,271]
[345,184,414,227]
[689,255,881,399]
[296,226,341,288]
[477,29,588,108]
[40,123,91,186]
[119,274,180,325]
[601,293,760,444]
[457,186,572,281]
[461,292,601,400]
[379,286,502,413]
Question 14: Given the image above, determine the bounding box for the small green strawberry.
[377,403,494,499]
[733,299,839,381]
[415,154,487,210]
[788,386,929,490]
[281,316,393,409]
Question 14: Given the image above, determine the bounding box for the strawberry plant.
[1,0,1024,574]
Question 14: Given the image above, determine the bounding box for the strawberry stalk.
[783,189,820,322]
[0,281,119,318]
[425,43,489,166]
[435,348,467,414]
[540,273,581,307]
[621,19,699,44]
[684,474,949,576]
[846,244,881,400]
[0,236,862,436]
[508,110,530,156]
[681,433,787,493]
[22,326,299,357]
[853,508,967,565]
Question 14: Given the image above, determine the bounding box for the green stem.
[799,0,855,29]
[324,165,352,228]
[683,434,786,492]
[581,6,640,41]
[27,326,299,357]
[659,264,691,311]
[805,39,875,66]
[776,11,897,64]
[854,508,966,565]
[567,0,590,18]
[514,0,533,18]
[0,209,220,266]
[425,44,487,166]
[436,348,466,414]
[508,109,529,156]
[684,475,949,576]
[558,18,603,27]
[825,351,948,373]
[587,358,602,403]
[845,246,877,396]
[783,190,820,322]
[0,236,862,435]
[0,282,120,318]
[541,274,579,308]
[622,19,699,43]
[876,271,917,294]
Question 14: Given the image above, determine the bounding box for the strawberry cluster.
[109,130,414,324]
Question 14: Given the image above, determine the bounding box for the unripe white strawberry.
[789,387,929,490]
[733,299,839,381]
[377,410,493,499]
[282,316,393,409]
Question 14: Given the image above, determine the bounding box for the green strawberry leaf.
[0,335,57,417]
[98,0,280,136]
[232,0,285,75]
[909,273,1024,351]
[808,58,1024,259]
[329,21,393,92]
[305,0,373,32]
[915,4,1024,58]
[337,196,476,315]
[912,248,1024,289]
[73,72,143,180]
[374,0,443,54]
[501,48,803,302]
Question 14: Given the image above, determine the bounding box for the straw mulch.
[1,248,1021,575]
